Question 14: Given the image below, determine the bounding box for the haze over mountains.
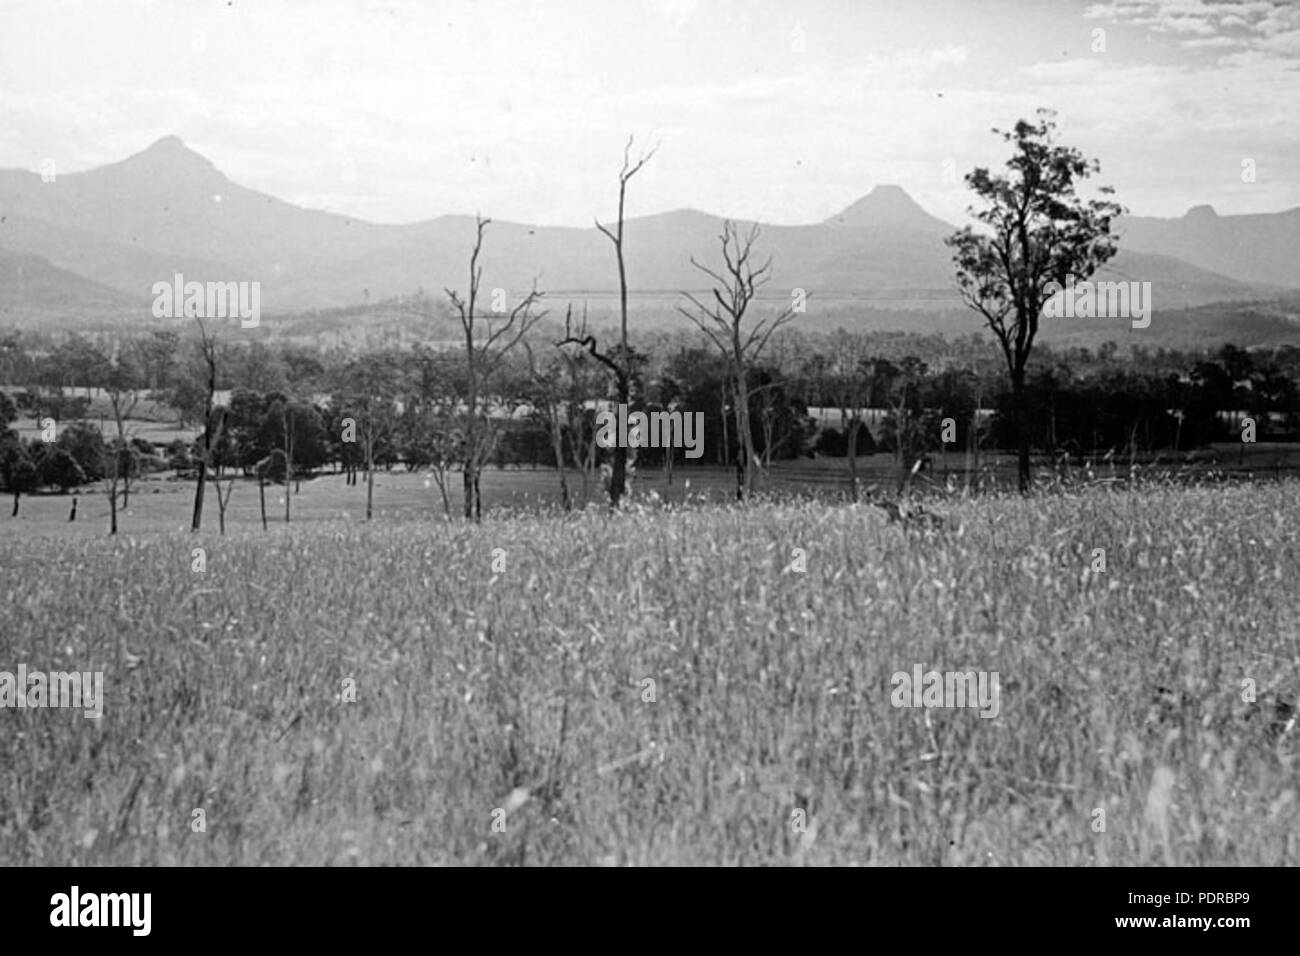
[1,137,1297,329]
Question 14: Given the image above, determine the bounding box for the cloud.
[1182,35,1245,47]
[1084,0,1300,50]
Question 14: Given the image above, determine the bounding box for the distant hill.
[0,137,1293,331]
[1118,204,1300,289]
[0,248,140,328]
[1037,293,1300,351]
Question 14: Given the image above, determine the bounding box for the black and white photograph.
[0,0,1294,927]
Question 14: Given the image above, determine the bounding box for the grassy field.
[7,441,1300,539]
[1,475,1297,865]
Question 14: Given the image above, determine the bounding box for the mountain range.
[1,136,1297,330]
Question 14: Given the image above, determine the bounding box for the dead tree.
[677,221,796,501]
[190,317,228,532]
[557,306,640,504]
[559,137,657,508]
[424,412,461,519]
[103,363,141,512]
[444,216,545,521]
[213,476,236,535]
[99,346,143,535]
[552,305,610,507]
[253,449,287,530]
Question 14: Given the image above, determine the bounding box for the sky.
[1,0,1297,227]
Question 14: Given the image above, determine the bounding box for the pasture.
[6,440,1300,539]
[1,479,1297,865]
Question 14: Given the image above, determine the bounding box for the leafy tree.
[666,347,732,467]
[226,341,289,393]
[38,447,87,492]
[947,109,1124,491]
[167,438,196,476]
[3,451,39,516]
[55,422,106,482]
[225,388,269,469]
[131,330,179,390]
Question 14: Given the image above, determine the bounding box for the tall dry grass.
[0,481,1296,865]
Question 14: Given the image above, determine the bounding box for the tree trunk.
[437,473,450,518]
[69,496,77,521]
[577,442,591,507]
[719,384,729,466]
[191,460,207,532]
[1013,372,1030,493]
[609,376,630,508]
[283,414,293,524]
[549,413,571,510]
[1049,402,1057,460]
[366,439,375,520]
[734,371,754,500]
[893,402,908,492]
[846,417,861,502]
[965,411,974,493]
[758,404,770,468]
[11,492,17,517]
[462,465,475,520]
[259,474,268,530]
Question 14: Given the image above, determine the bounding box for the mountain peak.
[113,135,223,181]
[825,185,951,232]
[147,134,188,150]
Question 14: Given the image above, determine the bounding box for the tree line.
[3,326,1297,521]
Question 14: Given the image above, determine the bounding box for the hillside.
[0,138,1290,324]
